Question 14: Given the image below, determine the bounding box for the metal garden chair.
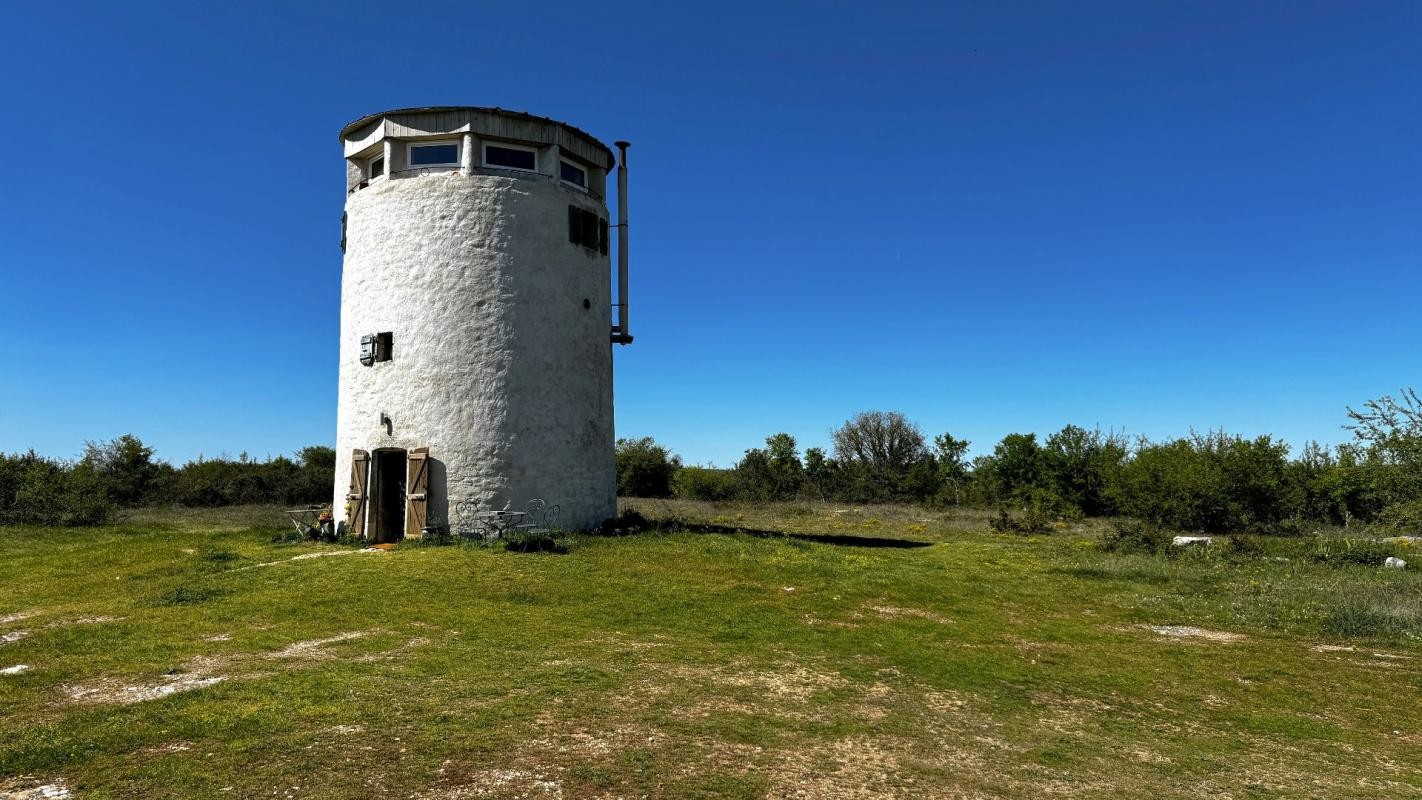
[454,499,483,541]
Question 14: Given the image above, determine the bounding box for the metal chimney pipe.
[614,141,632,344]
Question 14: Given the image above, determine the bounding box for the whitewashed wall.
[334,170,616,532]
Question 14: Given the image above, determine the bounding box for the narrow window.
[484,143,538,171]
[599,217,609,255]
[340,212,347,254]
[369,155,385,180]
[560,159,587,190]
[409,142,459,167]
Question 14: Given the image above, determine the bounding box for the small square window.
[369,155,385,180]
[560,159,587,189]
[409,142,459,167]
[485,143,538,171]
[360,332,394,366]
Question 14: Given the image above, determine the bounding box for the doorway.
[369,448,407,543]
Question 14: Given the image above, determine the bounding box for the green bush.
[1346,389,1422,529]
[1308,537,1394,568]
[156,450,332,507]
[615,437,680,498]
[0,451,117,526]
[1113,432,1295,533]
[1377,499,1422,532]
[1222,535,1267,559]
[81,434,160,506]
[733,433,805,501]
[989,506,1054,535]
[1100,518,1172,555]
[674,466,740,501]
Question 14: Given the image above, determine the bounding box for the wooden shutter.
[345,450,369,539]
[405,447,430,539]
[582,209,599,248]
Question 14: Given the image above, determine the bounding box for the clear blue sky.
[1,1,1417,467]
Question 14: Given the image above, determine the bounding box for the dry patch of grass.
[58,628,435,708]
[867,604,953,625]
[1140,624,1247,642]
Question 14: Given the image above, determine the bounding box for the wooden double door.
[344,447,430,542]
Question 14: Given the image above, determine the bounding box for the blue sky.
[0,1,1417,467]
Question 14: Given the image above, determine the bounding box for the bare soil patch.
[1141,625,1246,642]
[868,605,953,625]
[0,778,70,800]
[234,548,388,571]
[65,674,227,706]
[58,628,433,708]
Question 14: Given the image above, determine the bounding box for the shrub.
[81,434,160,506]
[975,433,1046,507]
[1042,425,1127,517]
[0,451,117,526]
[1113,432,1295,533]
[158,451,331,508]
[733,433,806,501]
[1308,536,1394,567]
[674,466,740,501]
[1378,499,1422,532]
[1222,535,1267,559]
[1346,389,1422,529]
[989,506,1054,535]
[615,437,680,498]
[1100,518,1172,555]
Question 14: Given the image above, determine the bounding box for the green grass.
[1,500,1420,798]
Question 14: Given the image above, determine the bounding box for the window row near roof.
[357,139,590,192]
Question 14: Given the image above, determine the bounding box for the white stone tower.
[333,107,631,540]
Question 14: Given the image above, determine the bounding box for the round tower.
[333,107,629,540]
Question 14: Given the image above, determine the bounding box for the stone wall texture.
[334,170,616,532]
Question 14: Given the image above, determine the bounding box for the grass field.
[2,500,1420,799]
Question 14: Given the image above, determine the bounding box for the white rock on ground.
[1,665,30,675]
[1172,536,1213,547]
[1384,556,1407,569]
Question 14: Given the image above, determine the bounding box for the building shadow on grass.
[671,521,934,549]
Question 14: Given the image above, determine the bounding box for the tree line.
[6,389,1418,533]
[617,390,1422,534]
[0,435,335,526]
